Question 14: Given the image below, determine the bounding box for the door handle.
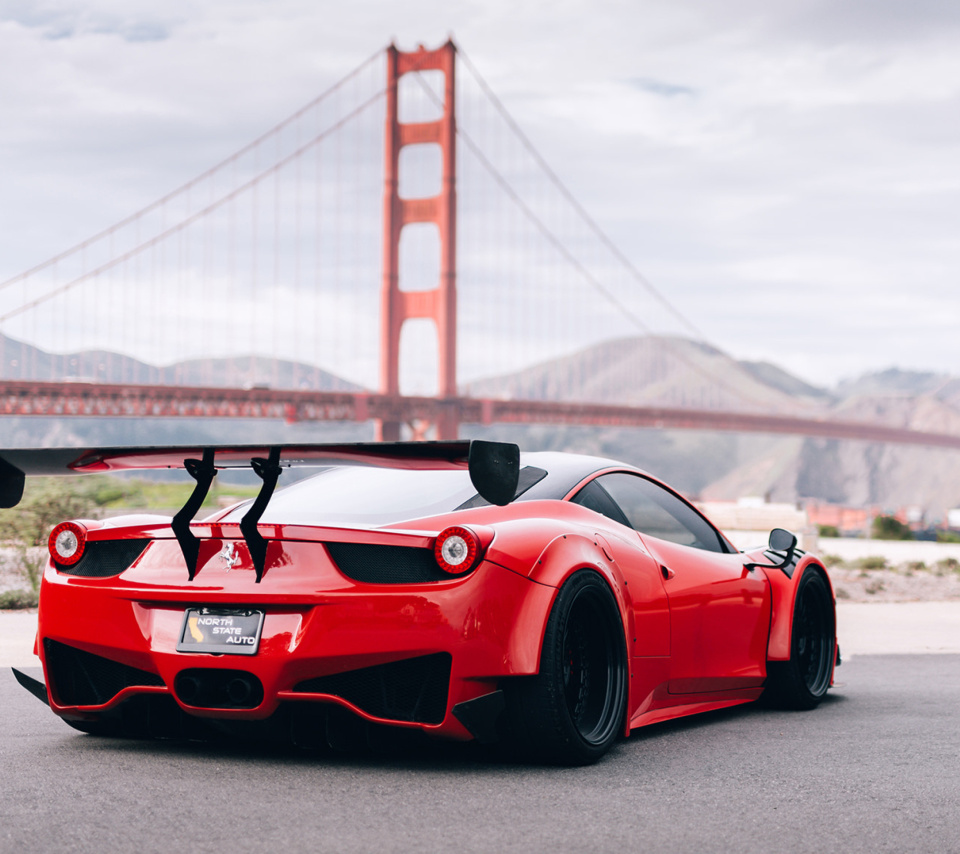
[660,565,675,580]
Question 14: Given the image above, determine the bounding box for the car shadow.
[51,688,849,773]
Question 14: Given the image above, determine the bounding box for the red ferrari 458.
[3,440,838,765]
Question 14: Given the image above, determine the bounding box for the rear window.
[219,465,546,527]
[220,467,479,527]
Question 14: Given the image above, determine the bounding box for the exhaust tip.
[226,676,253,705]
[176,675,202,705]
[174,669,263,709]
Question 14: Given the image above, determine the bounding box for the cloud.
[0,1,172,42]
[2,0,960,389]
[628,77,696,99]
[769,0,960,45]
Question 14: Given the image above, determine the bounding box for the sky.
[1,0,959,390]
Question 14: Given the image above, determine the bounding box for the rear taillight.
[48,522,87,566]
[434,526,484,575]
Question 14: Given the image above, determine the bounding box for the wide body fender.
[493,532,633,685]
[762,554,836,662]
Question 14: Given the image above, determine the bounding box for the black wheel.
[505,571,628,765]
[765,568,835,710]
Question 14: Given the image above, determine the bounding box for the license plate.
[177,608,265,655]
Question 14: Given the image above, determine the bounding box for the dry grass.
[827,558,960,602]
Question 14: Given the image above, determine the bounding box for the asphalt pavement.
[2,653,959,854]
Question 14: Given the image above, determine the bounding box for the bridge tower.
[377,40,458,441]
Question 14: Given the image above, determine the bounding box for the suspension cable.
[457,45,708,343]
[0,87,387,323]
[0,47,384,293]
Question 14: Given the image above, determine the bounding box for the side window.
[592,473,726,553]
[569,479,631,528]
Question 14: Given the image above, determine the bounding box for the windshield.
[220,466,482,527]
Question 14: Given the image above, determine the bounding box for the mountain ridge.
[464,336,960,516]
[3,332,958,515]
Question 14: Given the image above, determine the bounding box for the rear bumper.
[37,552,554,740]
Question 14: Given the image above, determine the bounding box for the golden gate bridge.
[1,39,958,451]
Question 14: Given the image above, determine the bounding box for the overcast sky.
[1,0,959,389]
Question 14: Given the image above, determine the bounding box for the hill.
[466,338,960,517]
[467,336,829,412]
[1,334,359,392]
[0,333,370,450]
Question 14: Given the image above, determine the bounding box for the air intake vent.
[294,653,451,724]
[56,539,150,578]
[44,639,164,707]
[326,542,447,584]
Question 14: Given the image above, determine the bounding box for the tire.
[506,571,628,765]
[765,568,835,710]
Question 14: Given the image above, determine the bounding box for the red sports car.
[3,440,838,765]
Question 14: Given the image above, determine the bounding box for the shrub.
[856,555,887,571]
[817,525,840,538]
[0,589,39,610]
[821,553,845,568]
[0,480,96,593]
[871,515,913,540]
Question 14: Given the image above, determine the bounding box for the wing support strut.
[171,448,216,581]
[240,447,282,584]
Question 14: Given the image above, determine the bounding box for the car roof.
[516,451,638,501]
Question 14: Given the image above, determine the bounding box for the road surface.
[2,651,958,854]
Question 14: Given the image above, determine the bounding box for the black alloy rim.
[796,578,833,696]
[560,588,624,745]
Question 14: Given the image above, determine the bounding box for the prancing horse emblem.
[219,541,240,571]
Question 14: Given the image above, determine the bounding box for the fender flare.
[764,555,837,661]
[506,533,634,676]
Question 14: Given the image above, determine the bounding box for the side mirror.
[769,528,797,554]
[744,528,798,573]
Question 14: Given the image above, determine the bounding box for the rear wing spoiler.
[0,440,520,582]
